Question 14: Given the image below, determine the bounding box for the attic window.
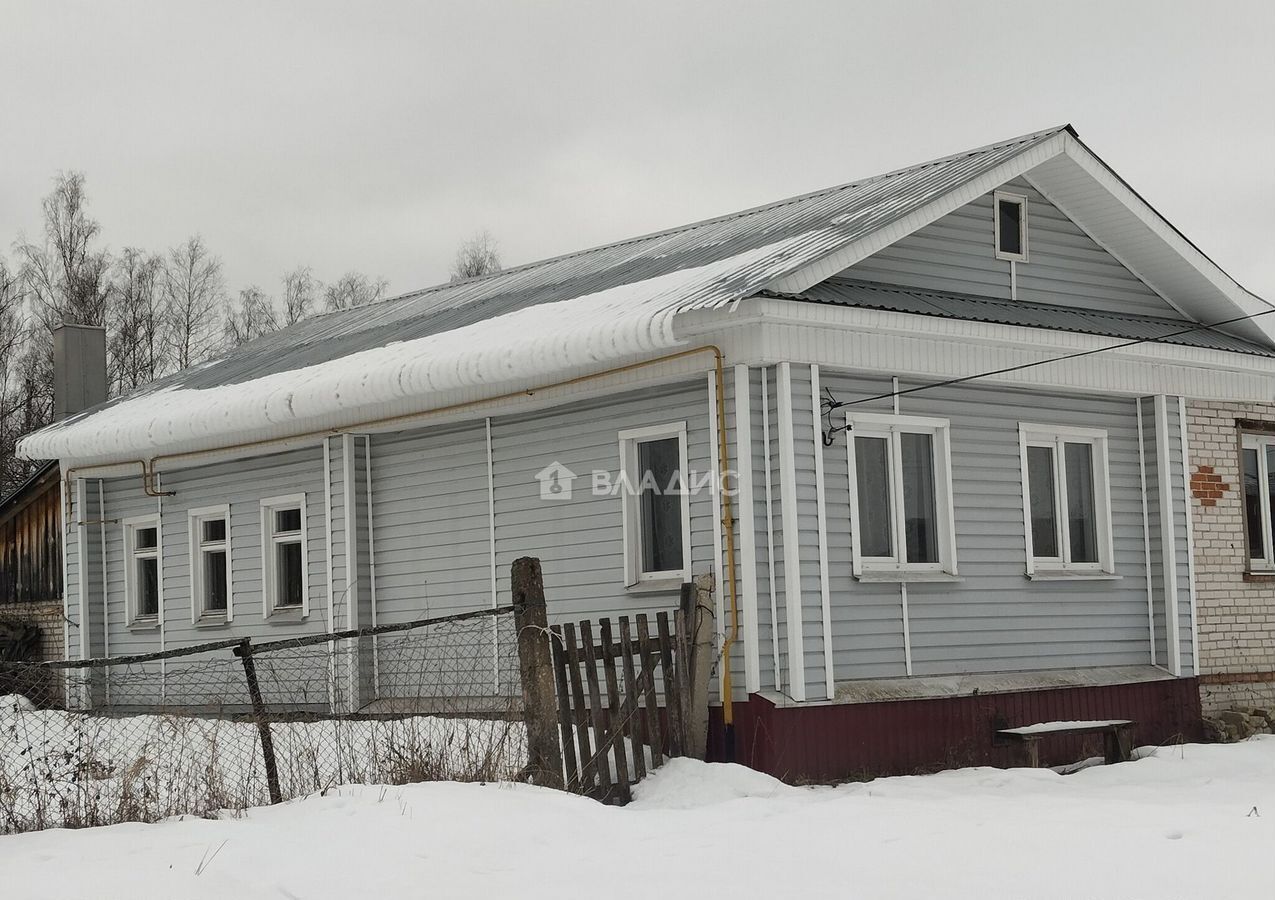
[994,191,1028,262]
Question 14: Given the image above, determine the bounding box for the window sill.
[1027,571,1122,582]
[267,606,307,624]
[1243,571,1275,583]
[128,618,160,633]
[855,571,961,584]
[195,614,230,628]
[625,576,687,594]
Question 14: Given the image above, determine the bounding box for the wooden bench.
[996,719,1135,768]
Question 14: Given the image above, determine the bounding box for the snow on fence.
[0,604,525,833]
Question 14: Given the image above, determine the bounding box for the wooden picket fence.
[549,605,692,804]
[511,558,701,806]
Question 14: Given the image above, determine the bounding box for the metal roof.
[768,278,1275,358]
[77,126,1074,400]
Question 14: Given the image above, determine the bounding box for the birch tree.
[162,236,225,370]
[322,271,388,312]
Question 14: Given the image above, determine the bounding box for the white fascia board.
[693,299,1275,402]
[1059,139,1275,344]
[765,132,1071,295]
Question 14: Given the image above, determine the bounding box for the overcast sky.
[2,0,1272,302]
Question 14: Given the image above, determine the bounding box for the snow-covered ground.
[4,737,1275,899]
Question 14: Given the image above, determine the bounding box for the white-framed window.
[845,413,957,576]
[123,515,161,624]
[1018,424,1114,575]
[261,494,308,616]
[618,423,692,589]
[1241,433,1275,572]
[189,505,231,622]
[994,190,1029,262]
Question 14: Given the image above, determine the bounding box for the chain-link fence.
[0,606,524,834]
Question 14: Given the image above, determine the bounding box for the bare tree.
[108,248,167,393]
[224,286,278,346]
[162,236,225,371]
[323,271,388,312]
[0,256,30,493]
[14,172,113,330]
[449,229,502,282]
[281,265,320,326]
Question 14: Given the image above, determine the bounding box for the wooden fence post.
[234,637,283,805]
[512,557,565,790]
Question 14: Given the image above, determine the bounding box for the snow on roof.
[17,237,813,464]
[22,128,1069,465]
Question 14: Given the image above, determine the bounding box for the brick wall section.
[0,599,65,662]
[1186,401,1275,713]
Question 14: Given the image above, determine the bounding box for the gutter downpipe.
[58,346,744,741]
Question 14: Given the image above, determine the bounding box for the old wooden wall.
[0,465,62,606]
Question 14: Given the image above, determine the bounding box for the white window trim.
[122,514,161,625]
[993,190,1029,263]
[845,412,958,577]
[618,422,692,590]
[189,504,232,624]
[260,493,309,617]
[1241,433,1275,573]
[1018,423,1115,576]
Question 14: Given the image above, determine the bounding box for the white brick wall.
[1187,400,1275,712]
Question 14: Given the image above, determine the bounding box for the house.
[17,125,1275,779]
[1185,401,1275,724]
[0,461,64,663]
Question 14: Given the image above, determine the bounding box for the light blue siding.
[842,177,1180,318]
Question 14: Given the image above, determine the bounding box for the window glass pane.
[998,199,1022,255]
[1265,447,1275,564]
[202,518,226,543]
[855,436,893,558]
[275,507,302,534]
[901,432,937,563]
[1027,445,1058,558]
[276,541,304,607]
[1244,448,1265,560]
[1064,442,1098,564]
[138,557,159,616]
[204,549,227,611]
[637,438,683,573]
[136,526,158,550]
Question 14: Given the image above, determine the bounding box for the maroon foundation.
[708,677,1202,782]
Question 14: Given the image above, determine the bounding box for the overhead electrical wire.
[820,302,1275,445]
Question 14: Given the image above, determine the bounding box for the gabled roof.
[771,278,1275,357]
[18,125,1270,466]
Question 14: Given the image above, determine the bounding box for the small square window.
[994,190,1029,263]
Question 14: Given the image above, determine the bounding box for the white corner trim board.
[1178,396,1200,676]
[810,365,834,699]
[734,364,761,695]
[775,363,806,702]
[1154,395,1182,676]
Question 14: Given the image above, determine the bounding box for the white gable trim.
[765,131,1071,294]
[768,131,1273,346]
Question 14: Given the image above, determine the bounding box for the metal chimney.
[52,323,108,421]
